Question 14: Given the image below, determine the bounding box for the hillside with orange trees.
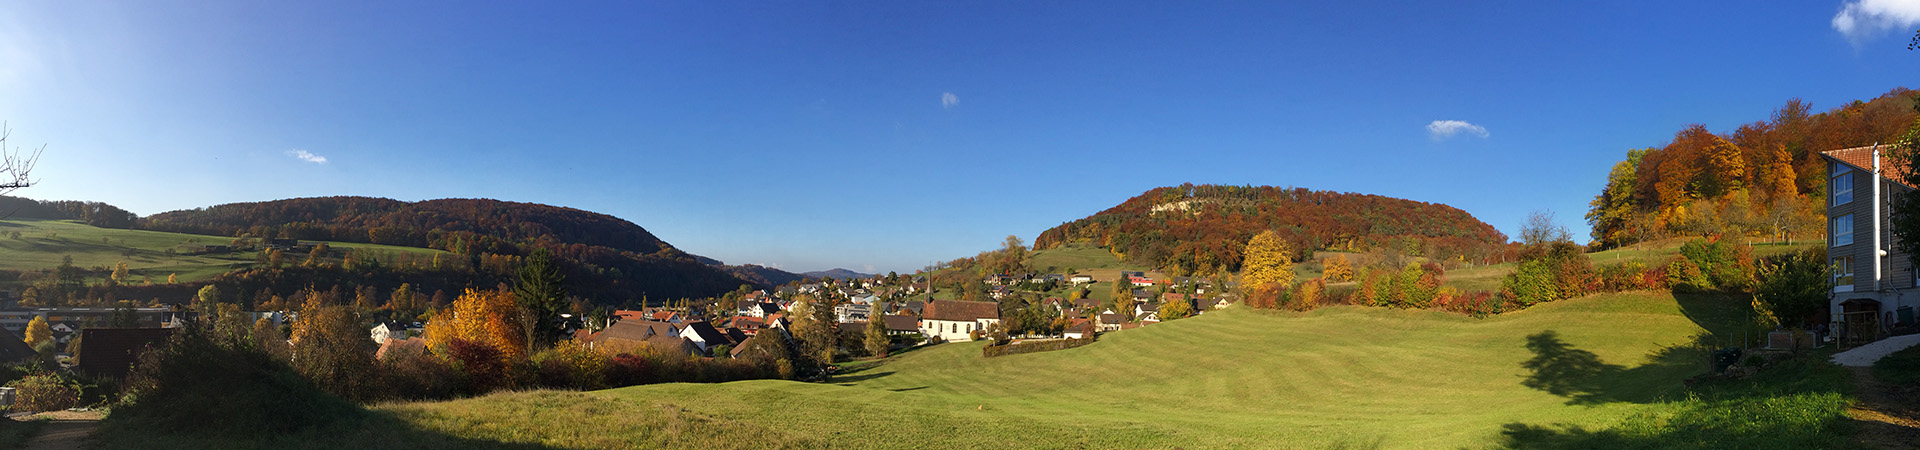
[1587,88,1920,248]
[1033,184,1509,277]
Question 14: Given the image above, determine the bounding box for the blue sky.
[4,1,1920,274]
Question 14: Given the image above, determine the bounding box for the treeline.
[0,196,135,228]
[1588,88,1920,248]
[134,196,749,302]
[1034,184,1510,276]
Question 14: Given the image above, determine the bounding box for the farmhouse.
[1821,145,1920,345]
[918,299,1000,341]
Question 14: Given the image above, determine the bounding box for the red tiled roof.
[1824,144,1918,189]
[923,299,1000,321]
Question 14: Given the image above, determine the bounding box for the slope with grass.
[0,218,450,284]
[337,291,1818,449]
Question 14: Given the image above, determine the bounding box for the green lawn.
[339,291,1818,449]
[0,219,452,284]
[1028,243,1153,273]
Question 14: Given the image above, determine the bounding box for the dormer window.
[1831,162,1853,206]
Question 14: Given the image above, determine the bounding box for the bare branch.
[0,122,44,196]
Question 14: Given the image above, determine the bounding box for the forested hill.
[1586,87,1920,249]
[136,196,755,301]
[141,197,666,255]
[1034,184,1508,276]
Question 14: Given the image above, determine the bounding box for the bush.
[1501,260,1557,306]
[7,373,77,413]
[1671,238,1754,293]
[982,336,1096,358]
[112,325,360,438]
[1754,248,1830,329]
[376,346,460,401]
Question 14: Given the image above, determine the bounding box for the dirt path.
[14,410,102,450]
[1849,367,1920,449]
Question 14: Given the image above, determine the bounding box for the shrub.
[113,325,359,438]
[1666,258,1712,292]
[982,336,1096,357]
[530,340,610,390]
[1754,248,1830,329]
[1672,238,1754,292]
[376,346,460,401]
[1501,260,1557,306]
[7,373,77,413]
[447,338,507,394]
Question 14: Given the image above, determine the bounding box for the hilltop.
[1034,184,1509,276]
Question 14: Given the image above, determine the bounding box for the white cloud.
[1833,0,1920,43]
[287,149,328,164]
[1426,120,1489,140]
[941,92,959,109]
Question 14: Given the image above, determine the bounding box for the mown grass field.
[171,289,1845,450]
[0,219,451,284]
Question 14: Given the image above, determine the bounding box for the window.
[1832,163,1854,206]
[1834,256,1855,291]
[1833,214,1854,246]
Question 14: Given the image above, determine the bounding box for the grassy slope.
[0,219,450,283]
[378,291,1728,449]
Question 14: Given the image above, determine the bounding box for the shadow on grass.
[1520,330,1702,405]
[95,407,564,450]
[1502,339,1858,450]
[831,370,895,383]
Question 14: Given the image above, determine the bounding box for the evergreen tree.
[515,248,569,348]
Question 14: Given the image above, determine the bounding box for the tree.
[290,302,379,401]
[0,123,43,200]
[166,273,177,284]
[515,248,569,348]
[864,316,890,357]
[1157,297,1192,320]
[1322,254,1354,282]
[787,296,835,365]
[1886,120,1920,272]
[1755,249,1830,329]
[23,316,50,347]
[1586,148,1649,249]
[1519,211,1572,248]
[195,285,222,310]
[389,283,415,312]
[110,261,130,286]
[1240,230,1294,288]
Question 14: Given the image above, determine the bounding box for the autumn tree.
[110,261,130,286]
[864,316,890,357]
[787,296,835,365]
[166,273,177,284]
[1240,230,1294,288]
[389,283,415,312]
[23,316,50,347]
[1586,148,1649,249]
[1322,254,1354,282]
[195,285,222,311]
[354,285,379,311]
[1886,119,1920,269]
[291,301,379,401]
[1157,297,1192,320]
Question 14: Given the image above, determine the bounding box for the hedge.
[982,336,1096,358]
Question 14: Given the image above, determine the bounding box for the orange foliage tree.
[424,288,527,362]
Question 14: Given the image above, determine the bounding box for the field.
[0,219,452,284]
[110,287,1861,450]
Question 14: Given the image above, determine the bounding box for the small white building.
[917,299,1001,342]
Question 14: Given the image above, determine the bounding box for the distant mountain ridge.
[134,196,750,301]
[803,268,873,279]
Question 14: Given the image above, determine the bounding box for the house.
[1062,318,1092,339]
[835,303,872,323]
[584,320,682,354]
[73,328,174,380]
[1822,145,1920,345]
[1070,274,1095,285]
[730,316,766,335]
[376,337,427,360]
[989,285,1013,300]
[370,322,406,345]
[1130,276,1156,287]
[918,299,1001,341]
[0,334,33,364]
[679,321,733,354]
[899,300,926,317]
[1096,313,1125,332]
[1161,292,1189,304]
[880,314,920,335]
[739,301,780,319]
[1131,289,1154,303]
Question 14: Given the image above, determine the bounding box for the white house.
[917,299,1001,342]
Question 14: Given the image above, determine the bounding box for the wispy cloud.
[941,92,959,109]
[1426,120,1489,140]
[1833,0,1920,43]
[287,149,328,164]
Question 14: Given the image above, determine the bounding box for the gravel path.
[13,410,102,450]
[1833,334,1920,367]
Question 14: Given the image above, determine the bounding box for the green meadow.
[0,219,451,284]
[117,289,1851,450]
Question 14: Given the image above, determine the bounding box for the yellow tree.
[1240,230,1294,288]
[442,288,526,362]
[109,261,129,285]
[1322,254,1355,282]
[166,273,177,284]
[23,316,50,347]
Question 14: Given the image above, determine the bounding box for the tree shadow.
[889,385,930,392]
[1519,330,1704,405]
[831,370,895,384]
